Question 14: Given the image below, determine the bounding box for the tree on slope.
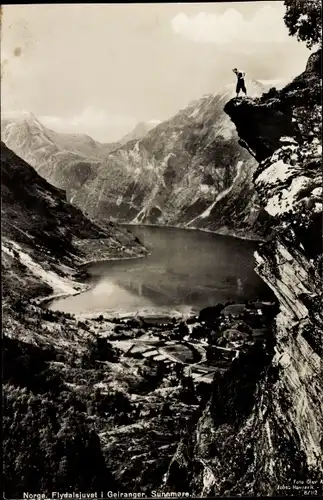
[284,0,322,49]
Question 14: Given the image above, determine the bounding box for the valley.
[1,81,273,240]
[1,7,322,494]
[1,137,277,497]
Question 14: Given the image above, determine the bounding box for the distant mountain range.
[1,80,272,238]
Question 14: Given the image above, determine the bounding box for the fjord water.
[49,226,272,316]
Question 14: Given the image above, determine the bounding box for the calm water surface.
[49,226,272,316]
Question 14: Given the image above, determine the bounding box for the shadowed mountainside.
[1,141,146,304]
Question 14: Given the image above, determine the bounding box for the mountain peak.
[1,110,38,122]
[119,121,159,145]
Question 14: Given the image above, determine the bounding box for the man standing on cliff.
[233,68,247,97]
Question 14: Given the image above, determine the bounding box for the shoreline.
[73,307,196,322]
[120,222,265,243]
[38,251,152,308]
[42,224,264,317]
[78,251,150,267]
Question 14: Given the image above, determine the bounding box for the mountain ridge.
[119,121,161,145]
[2,80,275,239]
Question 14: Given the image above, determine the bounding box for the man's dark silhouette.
[233,68,247,97]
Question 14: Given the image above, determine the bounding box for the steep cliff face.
[164,50,322,495]
[69,82,270,237]
[2,82,273,238]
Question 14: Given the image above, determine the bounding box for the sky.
[1,2,311,142]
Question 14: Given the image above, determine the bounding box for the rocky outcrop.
[163,50,322,495]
